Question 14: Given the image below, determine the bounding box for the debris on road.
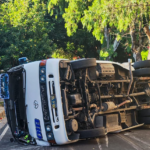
[0,107,5,120]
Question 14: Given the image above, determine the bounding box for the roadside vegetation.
[49,0,150,61]
[0,0,150,70]
[0,102,4,107]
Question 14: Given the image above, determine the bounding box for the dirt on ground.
[0,107,5,119]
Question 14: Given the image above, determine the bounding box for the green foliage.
[0,0,101,70]
[52,48,74,59]
[141,50,148,60]
[100,50,108,60]
[48,0,150,43]
[48,13,101,59]
[0,102,4,107]
[0,0,56,69]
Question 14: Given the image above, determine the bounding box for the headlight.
[47,133,53,139]
[46,125,51,132]
[40,75,45,82]
[39,61,54,141]
[40,68,45,74]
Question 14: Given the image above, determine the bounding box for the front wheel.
[71,58,96,70]
[77,127,106,139]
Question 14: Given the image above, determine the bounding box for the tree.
[0,0,56,69]
[0,0,101,70]
[48,0,150,61]
[47,13,101,59]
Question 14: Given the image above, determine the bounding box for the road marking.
[0,124,9,141]
[96,138,103,150]
[105,135,108,147]
[128,135,150,147]
[116,134,142,150]
[11,146,41,150]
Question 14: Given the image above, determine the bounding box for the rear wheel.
[133,60,150,69]
[133,68,150,77]
[138,109,150,117]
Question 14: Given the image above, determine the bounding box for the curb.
[0,107,5,120]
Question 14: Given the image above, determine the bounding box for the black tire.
[138,109,150,117]
[133,68,150,77]
[133,60,150,69]
[138,116,150,124]
[77,127,106,139]
[71,58,96,70]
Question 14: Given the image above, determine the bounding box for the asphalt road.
[1,118,150,150]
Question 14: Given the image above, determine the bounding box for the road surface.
[1,118,150,150]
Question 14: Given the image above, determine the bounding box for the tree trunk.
[135,49,142,61]
[106,38,120,60]
[143,25,150,41]
[113,38,120,52]
[147,47,150,60]
[104,27,110,49]
[143,25,150,60]
[130,25,142,62]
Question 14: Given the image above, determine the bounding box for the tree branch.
[143,25,150,41]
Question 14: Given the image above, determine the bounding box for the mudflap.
[104,114,122,133]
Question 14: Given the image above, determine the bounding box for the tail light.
[40,60,47,66]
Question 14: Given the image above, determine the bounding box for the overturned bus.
[1,58,150,146]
